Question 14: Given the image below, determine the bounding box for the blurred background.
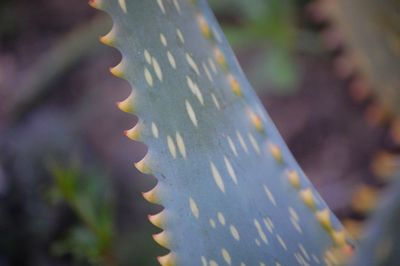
[0,0,399,265]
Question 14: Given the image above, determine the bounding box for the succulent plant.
[90,0,354,265]
[307,0,400,246]
[352,177,400,266]
[310,0,400,119]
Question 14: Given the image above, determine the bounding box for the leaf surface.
[92,0,352,265]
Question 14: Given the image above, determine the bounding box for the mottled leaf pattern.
[91,0,353,265]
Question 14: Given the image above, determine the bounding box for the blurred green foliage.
[48,163,115,265]
[210,0,299,93]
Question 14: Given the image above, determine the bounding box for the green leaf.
[91,0,352,265]
[49,163,114,264]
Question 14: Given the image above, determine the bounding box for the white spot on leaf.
[289,207,299,222]
[222,249,232,265]
[312,254,320,264]
[210,162,225,193]
[209,218,216,228]
[144,49,151,64]
[157,0,166,14]
[254,219,268,244]
[167,51,176,69]
[173,0,181,13]
[227,136,238,157]
[186,53,200,76]
[217,212,226,225]
[167,135,177,159]
[203,62,213,81]
[185,100,198,127]
[189,197,199,218]
[151,122,159,138]
[277,235,287,250]
[230,225,240,241]
[176,28,185,44]
[208,57,217,74]
[264,185,277,206]
[211,93,220,110]
[248,133,261,154]
[263,217,274,233]
[224,156,237,184]
[291,217,303,234]
[299,244,310,261]
[160,33,167,46]
[186,76,204,105]
[209,260,218,266]
[176,132,186,158]
[144,67,153,87]
[201,257,207,266]
[118,0,127,13]
[151,56,163,81]
[237,131,249,153]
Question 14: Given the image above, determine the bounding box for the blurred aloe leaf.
[316,0,400,115]
[352,177,400,266]
[92,0,352,265]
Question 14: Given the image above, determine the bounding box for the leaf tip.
[330,229,347,247]
[135,153,153,174]
[148,210,166,229]
[214,47,227,70]
[117,91,135,113]
[100,27,116,46]
[153,231,171,249]
[287,170,301,189]
[197,14,211,38]
[110,59,126,78]
[316,208,333,232]
[157,252,177,266]
[247,109,264,133]
[124,122,142,141]
[142,184,161,204]
[299,188,316,209]
[268,142,283,163]
[88,0,102,9]
[227,74,242,96]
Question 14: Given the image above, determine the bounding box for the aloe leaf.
[91,0,352,265]
[352,178,400,266]
[316,0,400,115]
